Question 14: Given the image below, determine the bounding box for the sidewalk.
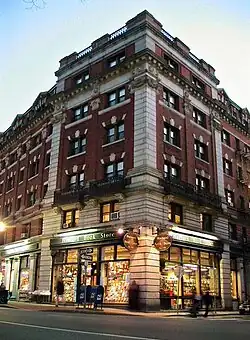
[4,301,239,318]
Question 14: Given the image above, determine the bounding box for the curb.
[6,305,240,318]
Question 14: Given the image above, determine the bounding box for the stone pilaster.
[11,258,20,298]
[39,238,52,292]
[220,243,232,309]
[4,259,11,290]
[129,226,160,311]
[44,104,67,206]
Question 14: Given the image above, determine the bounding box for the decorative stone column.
[4,259,11,290]
[220,243,232,309]
[11,258,20,299]
[129,226,160,311]
[39,238,52,292]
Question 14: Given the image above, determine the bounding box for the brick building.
[0,10,249,310]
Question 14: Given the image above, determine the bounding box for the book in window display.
[104,261,130,303]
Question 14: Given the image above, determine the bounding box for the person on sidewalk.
[55,279,64,307]
[203,291,212,317]
[128,280,139,311]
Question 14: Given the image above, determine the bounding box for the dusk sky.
[0,0,249,132]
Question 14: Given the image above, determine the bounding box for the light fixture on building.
[117,228,124,235]
[0,222,6,233]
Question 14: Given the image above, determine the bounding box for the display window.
[230,259,238,300]
[19,256,30,291]
[160,246,220,310]
[52,245,130,304]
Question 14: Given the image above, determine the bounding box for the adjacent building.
[0,10,249,311]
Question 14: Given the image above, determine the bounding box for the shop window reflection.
[102,246,115,261]
[170,247,181,263]
[230,259,238,300]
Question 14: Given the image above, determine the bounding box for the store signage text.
[172,232,214,247]
[52,231,117,247]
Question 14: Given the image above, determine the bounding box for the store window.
[231,259,238,300]
[34,254,41,290]
[168,203,183,224]
[160,247,220,310]
[19,256,30,291]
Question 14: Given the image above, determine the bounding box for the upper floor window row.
[194,140,209,162]
[193,108,206,128]
[191,75,205,92]
[69,136,87,156]
[163,54,179,73]
[164,123,180,147]
[221,130,230,146]
[106,123,124,144]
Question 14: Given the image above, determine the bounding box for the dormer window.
[108,52,125,68]
[75,71,89,85]
[164,54,178,72]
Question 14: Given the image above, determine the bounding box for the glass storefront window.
[19,256,30,291]
[116,245,130,260]
[67,250,78,263]
[102,246,114,261]
[231,259,238,299]
[101,261,130,303]
[183,264,199,296]
[170,247,181,263]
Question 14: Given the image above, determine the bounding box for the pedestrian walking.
[190,289,199,317]
[55,278,64,307]
[203,291,212,317]
[128,280,139,311]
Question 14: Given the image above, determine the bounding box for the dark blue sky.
[1,0,250,132]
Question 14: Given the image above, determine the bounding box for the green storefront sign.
[51,230,120,248]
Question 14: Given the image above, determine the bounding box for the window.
[19,169,24,183]
[9,152,17,165]
[106,123,124,143]
[101,201,120,223]
[192,76,205,91]
[168,203,183,224]
[200,213,213,232]
[225,189,234,206]
[223,159,233,176]
[164,123,180,147]
[45,152,51,168]
[16,196,22,211]
[32,133,42,148]
[194,140,208,162]
[164,163,180,181]
[27,190,36,207]
[6,176,15,191]
[193,108,206,128]
[43,183,48,198]
[4,202,12,217]
[105,161,124,179]
[68,173,84,190]
[108,52,125,68]
[242,227,247,242]
[69,137,86,156]
[163,89,179,110]
[235,137,240,151]
[108,87,126,107]
[237,166,243,181]
[196,175,209,191]
[73,104,89,121]
[75,71,89,85]
[47,124,53,136]
[63,210,79,228]
[221,130,230,146]
[239,196,245,210]
[0,183,3,195]
[29,159,40,178]
[164,54,179,72]
[229,223,237,241]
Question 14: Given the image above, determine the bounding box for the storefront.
[0,240,41,299]
[51,228,130,304]
[159,226,223,310]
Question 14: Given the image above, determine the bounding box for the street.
[0,307,249,340]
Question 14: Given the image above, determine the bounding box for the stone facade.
[0,10,250,310]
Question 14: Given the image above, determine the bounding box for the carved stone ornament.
[76,202,85,211]
[86,199,98,209]
[128,74,160,93]
[91,80,100,97]
[148,65,158,77]
[90,98,101,111]
[114,193,125,202]
[26,140,31,151]
[5,155,10,167]
[212,118,222,131]
[51,112,67,125]
[183,89,192,116]
[54,100,68,114]
[109,153,116,162]
[132,67,144,77]
[54,207,62,215]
